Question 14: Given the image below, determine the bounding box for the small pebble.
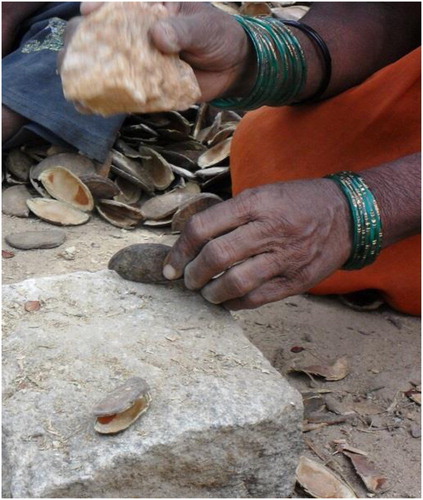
[60,246,76,260]
[2,185,32,217]
[410,423,421,438]
[5,230,66,250]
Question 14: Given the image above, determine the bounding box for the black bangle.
[282,20,332,104]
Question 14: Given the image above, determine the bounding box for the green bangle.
[211,15,307,110]
[326,171,383,270]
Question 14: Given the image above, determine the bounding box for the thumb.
[150,17,199,54]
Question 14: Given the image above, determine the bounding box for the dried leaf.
[335,442,368,456]
[405,388,421,405]
[291,355,350,381]
[342,451,387,493]
[296,456,356,498]
[24,300,41,312]
[352,400,385,416]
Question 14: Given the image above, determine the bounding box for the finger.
[163,195,256,280]
[150,11,216,54]
[200,253,285,304]
[183,217,283,290]
[80,2,104,16]
[223,277,299,311]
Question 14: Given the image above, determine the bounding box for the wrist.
[221,31,257,98]
[321,178,353,266]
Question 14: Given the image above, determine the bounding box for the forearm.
[296,2,421,100]
[359,153,421,248]
[230,2,421,102]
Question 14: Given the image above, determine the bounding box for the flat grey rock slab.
[2,270,302,498]
[5,229,66,250]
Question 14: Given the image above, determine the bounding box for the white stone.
[2,270,302,497]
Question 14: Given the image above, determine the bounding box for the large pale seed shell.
[139,147,175,191]
[140,191,195,220]
[79,173,120,200]
[111,150,155,193]
[96,200,144,229]
[93,377,151,434]
[207,124,237,147]
[39,167,94,212]
[30,153,96,196]
[108,243,171,283]
[61,2,201,115]
[198,138,232,168]
[114,177,142,204]
[171,193,223,233]
[26,198,90,226]
[30,153,96,179]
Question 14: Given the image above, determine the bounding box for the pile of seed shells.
[2,3,309,234]
[2,104,239,233]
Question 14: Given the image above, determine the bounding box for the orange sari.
[230,48,421,315]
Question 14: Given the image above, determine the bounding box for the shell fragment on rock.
[39,167,94,212]
[26,198,90,226]
[108,243,171,283]
[96,199,144,229]
[60,2,201,115]
[93,377,151,434]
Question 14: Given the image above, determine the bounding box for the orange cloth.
[230,47,421,315]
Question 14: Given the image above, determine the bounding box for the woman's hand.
[163,180,353,310]
[62,2,255,103]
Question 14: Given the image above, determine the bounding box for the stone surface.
[2,185,32,217]
[61,3,201,116]
[2,270,302,498]
[5,230,66,250]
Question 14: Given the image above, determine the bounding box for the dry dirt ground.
[2,212,421,498]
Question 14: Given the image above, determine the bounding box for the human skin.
[2,2,46,140]
[70,2,421,310]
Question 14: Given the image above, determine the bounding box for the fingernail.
[163,264,178,280]
[200,288,220,305]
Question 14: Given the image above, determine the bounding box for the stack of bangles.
[326,172,383,270]
[211,15,332,109]
[211,15,383,269]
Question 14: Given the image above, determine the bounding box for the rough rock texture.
[3,270,302,498]
[61,3,201,116]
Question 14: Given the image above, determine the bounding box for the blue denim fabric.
[2,2,126,161]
